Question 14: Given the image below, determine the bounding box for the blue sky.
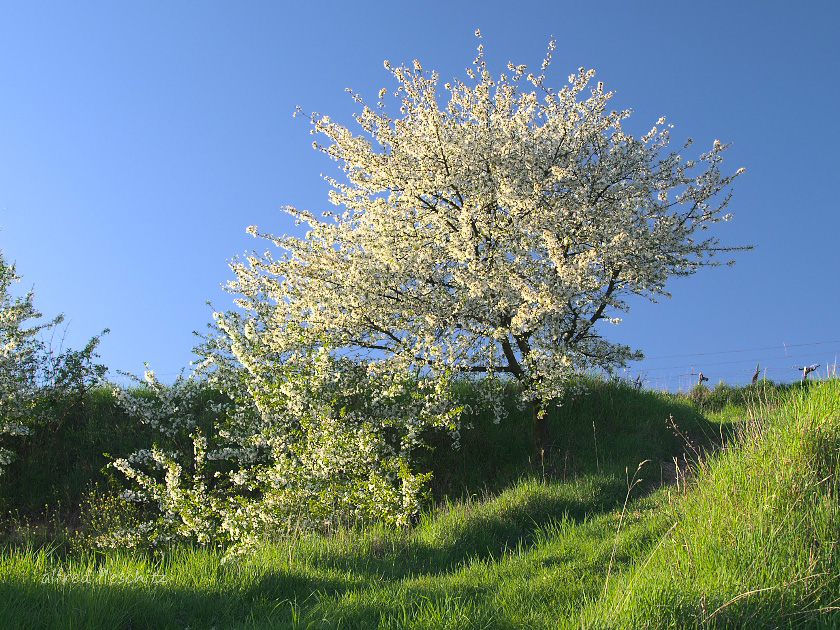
[0,1,837,389]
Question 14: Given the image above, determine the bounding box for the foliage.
[110,34,747,548]
[686,377,796,413]
[0,248,108,479]
[425,376,710,498]
[228,34,746,457]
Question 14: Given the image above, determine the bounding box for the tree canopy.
[227,36,745,454]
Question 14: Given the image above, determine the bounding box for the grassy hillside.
[1,378,838,628]
[592,378,840,627]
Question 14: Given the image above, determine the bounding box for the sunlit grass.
[2,379,839,627]
[1,479,669,628]
[592,379,840,628]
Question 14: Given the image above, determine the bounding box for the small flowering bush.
[108,325,460,554]
[107,370,231,549]
[0,247,107,479]
[0,250,48,475]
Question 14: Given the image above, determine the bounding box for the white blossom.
[0,248,65,476]
[108,36,747,554]
[228,37,746,455]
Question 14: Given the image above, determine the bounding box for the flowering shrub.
[109,336,460,554]
[106,371,226,548]
[0,251,48,475]
[0,247,109,480]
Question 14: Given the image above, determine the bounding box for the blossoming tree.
[107,37,748,551]
[229,36,746,459]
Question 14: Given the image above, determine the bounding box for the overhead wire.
[619,339,840,391]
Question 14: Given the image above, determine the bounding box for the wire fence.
[144,340,840,393]
[617,339,840,392]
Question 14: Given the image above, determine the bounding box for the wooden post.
[797,364,820,381]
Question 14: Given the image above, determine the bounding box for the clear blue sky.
[1,1,837,389]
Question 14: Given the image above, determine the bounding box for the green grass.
[593,378,840,628]
[427,377,716,497]
[2,379,840,628]
[0,480,668,629]
[0,385,224,547]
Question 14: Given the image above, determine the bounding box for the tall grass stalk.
[602,459,650,599]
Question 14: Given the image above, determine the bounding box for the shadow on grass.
[427,378,735,502]
[305,473,632,584]
[0,565,355,630]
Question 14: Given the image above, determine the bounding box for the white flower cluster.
[111,367,202,437]
[109,36,746,554]
[0,250,62,477]
[229,37,746,455]
[106,369,241,550]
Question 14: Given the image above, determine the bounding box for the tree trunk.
[532,398,549,465]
